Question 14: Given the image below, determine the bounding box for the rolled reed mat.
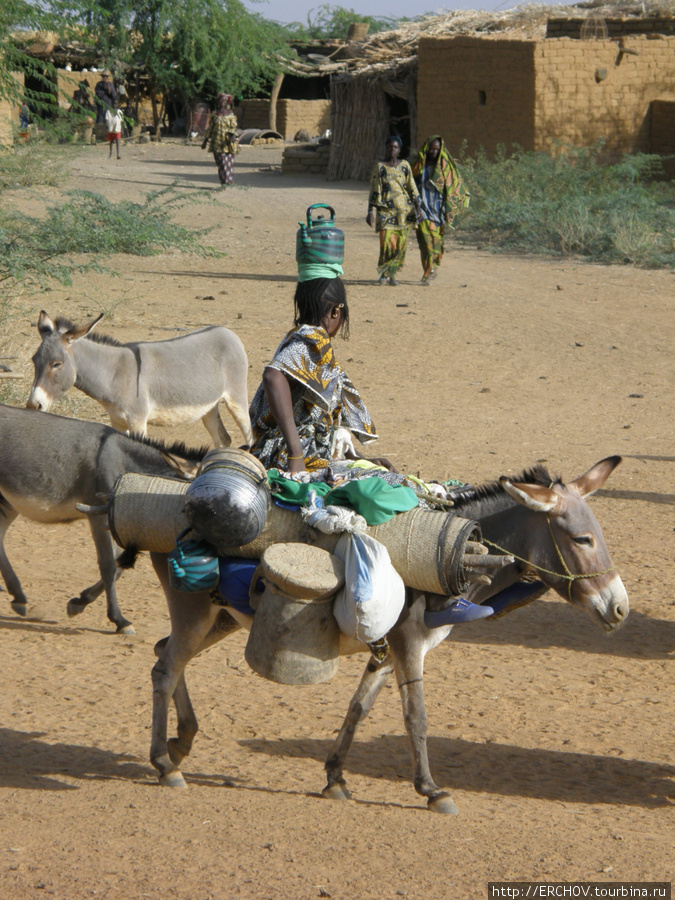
[109,473,480,595]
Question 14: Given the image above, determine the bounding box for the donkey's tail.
[117,544,141,570]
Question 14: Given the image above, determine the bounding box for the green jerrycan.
[296,203,345,267]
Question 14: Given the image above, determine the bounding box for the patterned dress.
[412,136,469,281]
[368,160,420,278]
[249,325,378,471]
[202,112,239,185]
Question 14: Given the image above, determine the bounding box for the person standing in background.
[94,72,118,124]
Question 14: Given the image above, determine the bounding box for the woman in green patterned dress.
[366,136,421,286]
[412,135,469,285]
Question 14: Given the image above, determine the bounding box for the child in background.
[105,107,123,159]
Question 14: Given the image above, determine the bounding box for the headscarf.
[386,135,402,149]
[412,135,469,221]
[217,92,233,112]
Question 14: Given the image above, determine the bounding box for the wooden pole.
[268,71,284,134]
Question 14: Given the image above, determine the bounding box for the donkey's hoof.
[322,782,352,801]
[427,793,459,815]
[116,622,136,635]
[159,770,188,789]
[67,598,86,618]
[167,738,187,767]
[11,600,28,618]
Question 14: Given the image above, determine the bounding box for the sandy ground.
[0,139,673,900]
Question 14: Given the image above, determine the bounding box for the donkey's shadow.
[0,728,149,790]
[241,734,674,809]
[451,602,675,660]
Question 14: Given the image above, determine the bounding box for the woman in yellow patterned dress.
[249,278,390,473]
[201,93,239,186]
[366,136,421,286]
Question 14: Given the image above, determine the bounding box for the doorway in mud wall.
[386,93,411,157]
[22,64,58,120]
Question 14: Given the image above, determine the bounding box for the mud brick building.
[416,33,675,162]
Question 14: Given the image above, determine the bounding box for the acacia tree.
[78,0,292,127]
[0,1,71,110]
[284,4,400,40]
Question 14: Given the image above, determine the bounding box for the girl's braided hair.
[293,277,350,339]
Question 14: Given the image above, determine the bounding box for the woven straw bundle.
[108,472,480,595]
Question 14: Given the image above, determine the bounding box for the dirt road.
[0,139,673,900]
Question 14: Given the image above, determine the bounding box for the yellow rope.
[483,515,616,603]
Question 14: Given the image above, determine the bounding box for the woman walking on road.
[366,136,421,286]
[412,135,469,285]
[201,93,239,187]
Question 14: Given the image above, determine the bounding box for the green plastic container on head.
[296,204,345,268]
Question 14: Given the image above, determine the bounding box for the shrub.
[456,144,675,268]
[0,180,222,297]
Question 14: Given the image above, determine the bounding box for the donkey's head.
[500,456,629,632]
[27,311,103,412]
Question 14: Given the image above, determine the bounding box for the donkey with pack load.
[108,451,628,812]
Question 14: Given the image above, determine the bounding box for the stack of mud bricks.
[282,142,330,175]
[240,99,330,141]
[277,100,331,141]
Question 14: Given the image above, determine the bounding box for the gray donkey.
[0,404,206,633]
[28,312,253,447]
[147,457,628,812]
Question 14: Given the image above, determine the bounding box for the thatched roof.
[287,0,675,80]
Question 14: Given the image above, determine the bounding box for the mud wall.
[416,34,675,160]
[546,17,675,38]
[239,99,330,139]
[416,37,536,156]
[0,98,16,146]
[534,35,675,158]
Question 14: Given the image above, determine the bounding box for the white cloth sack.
[332,532,405,644]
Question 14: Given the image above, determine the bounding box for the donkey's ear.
[500,477,565,514]
[161,451,200,481]
[37,310,56,337]
[569,455,622,498]
[64,312,104,343]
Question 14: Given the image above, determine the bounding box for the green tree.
[0,1,70,111]
[284,4,401,40]
[77,0,292,122]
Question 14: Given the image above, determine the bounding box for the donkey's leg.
[323,656,394,801]
[390,637,458,815]
[85,516,134,634]
[151,603,218,786]
[150,552,226,787]
[67,545,126,617]
[222,393,254,447]
[202,405,232,448]
[155,609,241,769]
[0,501,28,616]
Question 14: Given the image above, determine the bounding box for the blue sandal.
[424,597,494,628]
